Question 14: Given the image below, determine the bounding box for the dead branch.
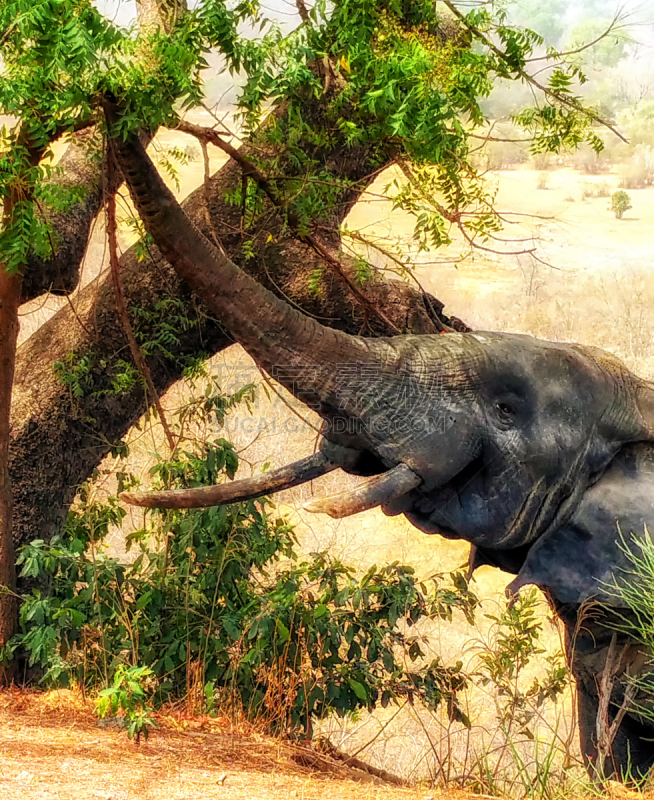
[595,633,637,780]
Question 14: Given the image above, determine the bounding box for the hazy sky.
[95,0,137,26]
[94,0,303,29]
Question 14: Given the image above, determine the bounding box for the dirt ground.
[1,691,651,800]
[0,690,471,800]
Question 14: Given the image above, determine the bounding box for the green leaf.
[276,619,290,642]
[348,678,368,703]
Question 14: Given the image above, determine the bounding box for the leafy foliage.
[96,664,157,742]
[0,0,615,276]
[476,590,568,735]
[53,296,207,402]
[470,590,570,796]
[2,442,477,736]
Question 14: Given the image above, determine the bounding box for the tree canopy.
[1,0,613,273]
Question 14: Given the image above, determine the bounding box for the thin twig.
[258,367,322,434]
[441,0,628,144]
[347,700,408,759]
[105,154,176,453]
[198,138,226,253]
[342,231,454,332]
[392,149,538,258]
[525,14,626,62]
[469,133,533,143]
[594,632,633,779]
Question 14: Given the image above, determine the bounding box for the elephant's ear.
[508,443,654,607]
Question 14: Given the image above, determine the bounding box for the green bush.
[1,442,477,737]
[96,665,157,742]
[611,190,632,220]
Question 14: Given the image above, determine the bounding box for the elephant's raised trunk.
[105,100,375,415]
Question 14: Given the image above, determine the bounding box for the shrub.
[183,143,201,162]
[481,138,528,171]
[469,590,571,795]
[618,146,654,190]
[1,444,477,738]
[573,144,610,175]
[582,181,612,201]
[532,153,553,171]
[96,665,157,742]
[596,181,611,198]
[619,101,654,148]
[611,190,632,220]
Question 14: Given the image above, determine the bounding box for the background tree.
[611,189,632,218]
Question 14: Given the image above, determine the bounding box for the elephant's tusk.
[120,452,338,509]
[304,463,421,519]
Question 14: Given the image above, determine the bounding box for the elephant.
[109,119,654,779]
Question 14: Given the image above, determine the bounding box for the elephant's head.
[335,331,654,558]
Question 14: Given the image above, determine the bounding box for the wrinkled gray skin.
[512,443,654,776]
[112,132,654,778]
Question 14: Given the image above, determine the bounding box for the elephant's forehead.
[451,332,608,388]
[324,332,619,424]
[377,331,605,389]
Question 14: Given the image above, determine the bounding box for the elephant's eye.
[496,401,515,418]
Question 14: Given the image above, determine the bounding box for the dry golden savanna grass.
[0,689,471,800]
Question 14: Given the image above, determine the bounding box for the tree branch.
[175,118,403,333]
[295,0,311,25]
[441,0,628,144]
[106,156,176,453]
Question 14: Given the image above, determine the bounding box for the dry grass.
[0,689,481,800]
[0,691,651,800]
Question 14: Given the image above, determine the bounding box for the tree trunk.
[21,130,107,304]
[0,197,23,674]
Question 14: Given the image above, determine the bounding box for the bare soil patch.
[1,691,649,800]
[0,690,454,800]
